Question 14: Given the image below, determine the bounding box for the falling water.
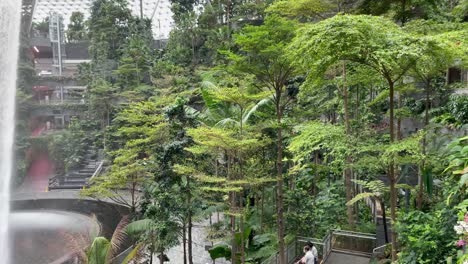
[0,0,22,263]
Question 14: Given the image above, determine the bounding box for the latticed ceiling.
[32,0,173,39]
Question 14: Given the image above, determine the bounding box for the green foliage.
[86,216,130,264]
[88,0,133,62]
[48,119,100,173]
[289,121,346,169]
[290,14,423,85]
[87,237,110,264]
[357,0,443,23]
[396,209,457,263]
[445,136,468,188]
[441,95,468,127]
[227,14,297,90]
[208,244,232,260]
[22,1,468,262]
[83,101,168,208]
[267,0,333,19]
[131,183,183,254]
[67,12,87,42]
[113,32,154,95]
[286,181,347,237]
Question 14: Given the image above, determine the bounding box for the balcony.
[37,98,86,105]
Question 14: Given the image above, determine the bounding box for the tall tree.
[290,14,425,261]
[225,14,297,264]
[87,0,133,76]
[67,12,87,42]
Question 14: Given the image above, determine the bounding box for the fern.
[346,192,374,206]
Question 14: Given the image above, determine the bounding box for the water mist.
[0,0,22,263]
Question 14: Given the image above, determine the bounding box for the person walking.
[296,245,315,264]
[307,241,318,264]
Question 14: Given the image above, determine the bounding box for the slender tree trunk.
[131,177,136,213]
[418,79,431,209]
[188,179,193,264]
[260,186,264,232]
[388,79,398,261]
[183,222,187,264]
[228,156,238,264]
[240,211,245,264]
[276,102,286,264]
[380,200,389,243]
[401,0,407,25]
[239,110,246,264]
[397,92,402,140]
[191,32,196,65]
[343,61,354,229]
[313,151,319,196]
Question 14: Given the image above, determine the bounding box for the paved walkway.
[162,217,229,264]
[19,152,53,192]
[326,252,370,264]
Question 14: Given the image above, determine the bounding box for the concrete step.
[49,185,85,190]
[65,175,91,180]
[70,172,92,176]
[79,169,95,173]
[61,178,87,183]
[330,249,372,258]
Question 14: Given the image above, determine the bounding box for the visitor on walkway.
[296,245,315,264]
[307,241,318,264]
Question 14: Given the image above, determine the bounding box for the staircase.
[48,150,103,190]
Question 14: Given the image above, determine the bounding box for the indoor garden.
[0,0,467,263]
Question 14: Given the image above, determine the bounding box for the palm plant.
[199,79,273,129]
[75,215,142,264]
[126,217,180,264]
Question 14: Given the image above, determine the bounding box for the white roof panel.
[33,0,173,39]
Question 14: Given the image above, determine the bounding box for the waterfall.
[0,0,21,263]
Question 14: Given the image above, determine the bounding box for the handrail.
[262,229,378,264]
[331,229,376,237]
[331,230,377,240]
[90,161,104,180]
[372,244,389,254]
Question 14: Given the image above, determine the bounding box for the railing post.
[295,237,298,263]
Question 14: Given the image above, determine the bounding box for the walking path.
[325,252,370,264]
[19,152,53,192]
[162,217,229,264]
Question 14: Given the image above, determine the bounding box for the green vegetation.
[18,0,468,263]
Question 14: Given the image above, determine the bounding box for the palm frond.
[215,118,239,128]
[242,97,273,124]
[200,83,219,112]
[88,237,110,264]
[121,243,144,264]
[126,219,154,236]
[106,215,130,262]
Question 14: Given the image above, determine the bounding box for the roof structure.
[32,0,173,39]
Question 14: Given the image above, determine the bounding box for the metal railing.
[260,239,299,264]
[261,229,377,264]
[322,233,332,262]
[371,243,390,259]
[38,98,85,105]
[330,229,376,254]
